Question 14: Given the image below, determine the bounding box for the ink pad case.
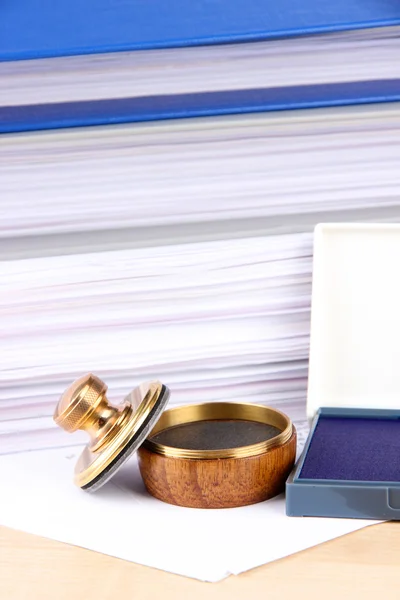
[54,376,296,508]
[286,223,400,520]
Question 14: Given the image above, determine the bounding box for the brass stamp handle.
[54,373,133,453]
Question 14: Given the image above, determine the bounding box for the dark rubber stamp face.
[149,419,281,451]
[300,415,400,482]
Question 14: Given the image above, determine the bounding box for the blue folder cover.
[1,80,400,134]
[1,0,400,61]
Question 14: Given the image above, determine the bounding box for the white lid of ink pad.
[307,223,400,420]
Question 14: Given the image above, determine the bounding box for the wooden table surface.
[1,522,399,600]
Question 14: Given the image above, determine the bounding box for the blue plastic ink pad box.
[286,223,400,520]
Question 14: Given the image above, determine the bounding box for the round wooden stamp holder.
[138,402,296,508]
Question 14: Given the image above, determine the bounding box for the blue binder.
[2,0,400,61]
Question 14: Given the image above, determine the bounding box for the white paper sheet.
[0,446,377,582]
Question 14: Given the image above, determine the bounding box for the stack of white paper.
[2,103,400,261]
[2,28,400,107]
[0,233,313,453]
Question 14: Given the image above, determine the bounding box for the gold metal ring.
[143,402,293,460]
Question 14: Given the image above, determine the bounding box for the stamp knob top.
[54,373,108,434]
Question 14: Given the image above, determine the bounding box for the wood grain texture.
[2,523,400,600]
[137,429,296,508]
